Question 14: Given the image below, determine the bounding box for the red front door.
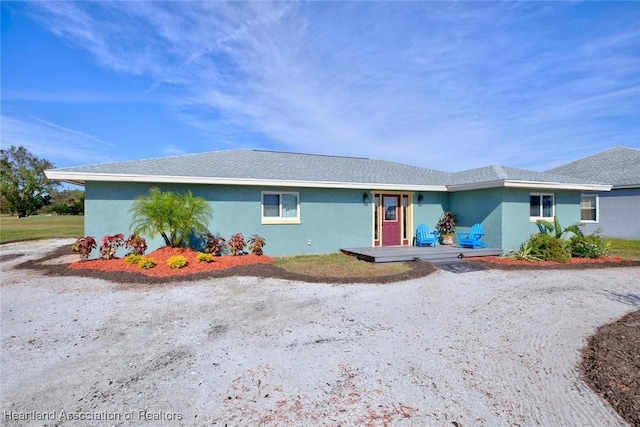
[381,195,401,246]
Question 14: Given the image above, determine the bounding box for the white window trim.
[529,192,555,221]
[580,193,599,223]
[261,191,301,224]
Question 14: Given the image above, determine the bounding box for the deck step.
[341,246,502,264]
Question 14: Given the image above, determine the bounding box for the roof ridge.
[491,165,508,180]
[251,149,369,160]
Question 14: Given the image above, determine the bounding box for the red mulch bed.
[68,247,273,278]
[19,245,438,285]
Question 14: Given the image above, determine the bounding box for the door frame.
[371,191,413,247]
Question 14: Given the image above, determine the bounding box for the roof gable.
[446,165,608,191]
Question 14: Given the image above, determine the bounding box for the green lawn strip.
[0,215,84,244]
[273,252,411,278]
[605,238,640,261]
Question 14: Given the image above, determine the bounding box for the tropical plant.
[227,233,246,256]
[99,233,125,260]
[505,241,542,262]
[202,233,226,256]
[124,234,147,255]
[129,187,213,248]
[528,233,572,263]
[436,211,457,236]
[167,255,188,269]
[248,234,266,256]
[536,216,582,239]
[70,236,97,260]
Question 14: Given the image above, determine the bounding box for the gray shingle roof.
[547,146,640,188]
[48,149,612,189]
[449,165,607,186]
[52,149,451,186]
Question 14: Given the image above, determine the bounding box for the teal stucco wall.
[412,192,448,236]
[447,188,583,252]
[498,188,582,252]
[449,188,503,248]
[85,182,374,257]
[84,182,585,257]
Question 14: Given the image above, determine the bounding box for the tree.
[0,145,59,217]
[129,187,213,247]
[48,189,85,215]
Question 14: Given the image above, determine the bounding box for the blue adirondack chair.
[458,223,486,249]
[415,223,439,247]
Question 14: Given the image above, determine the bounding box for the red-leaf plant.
[99,233,125,260]
[248,234,266,256]
[227,233,247,256]
[202,233,227,256]
[125,234,147,256]
[70,236,97,260]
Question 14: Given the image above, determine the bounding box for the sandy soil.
[1,239,639,426]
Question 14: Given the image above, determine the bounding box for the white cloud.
[0,114,115,167]
[18,2,640,170]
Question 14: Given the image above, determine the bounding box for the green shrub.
[570,233,610,258]
[167,255,188,269]
[528,233,571,263]
[505,241,542,262]
[124,254,144,265]
[138,257,157,270]
[196,252,214,263]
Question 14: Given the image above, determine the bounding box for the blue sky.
[2,1,639,173]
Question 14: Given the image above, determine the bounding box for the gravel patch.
[1,239,639,426]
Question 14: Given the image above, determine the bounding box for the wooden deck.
[341,245,503,263]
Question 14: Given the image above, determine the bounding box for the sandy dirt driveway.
[1,239,639,426]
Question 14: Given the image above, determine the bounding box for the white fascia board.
[447,180,612,192]
[44,171,447,192]
[503,180,612,191]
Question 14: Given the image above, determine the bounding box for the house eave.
[612,184,640,190]
[447,180,612,192]
[44,171,448,192]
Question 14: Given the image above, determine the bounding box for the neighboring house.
[45,149,610,256]
[547,146,640,240]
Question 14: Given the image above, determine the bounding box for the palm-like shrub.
[536,216,582,239]
[129,187,213,247]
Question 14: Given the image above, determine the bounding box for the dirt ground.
[2,240,639,426]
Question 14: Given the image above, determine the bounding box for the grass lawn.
[605,238,640,261]
[0,215,84,244]
[274,252,412,278]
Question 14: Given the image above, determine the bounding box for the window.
[384,196,397,221]
[262,192,300,224]
[580,194,598,222]
[530,193,554,219]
